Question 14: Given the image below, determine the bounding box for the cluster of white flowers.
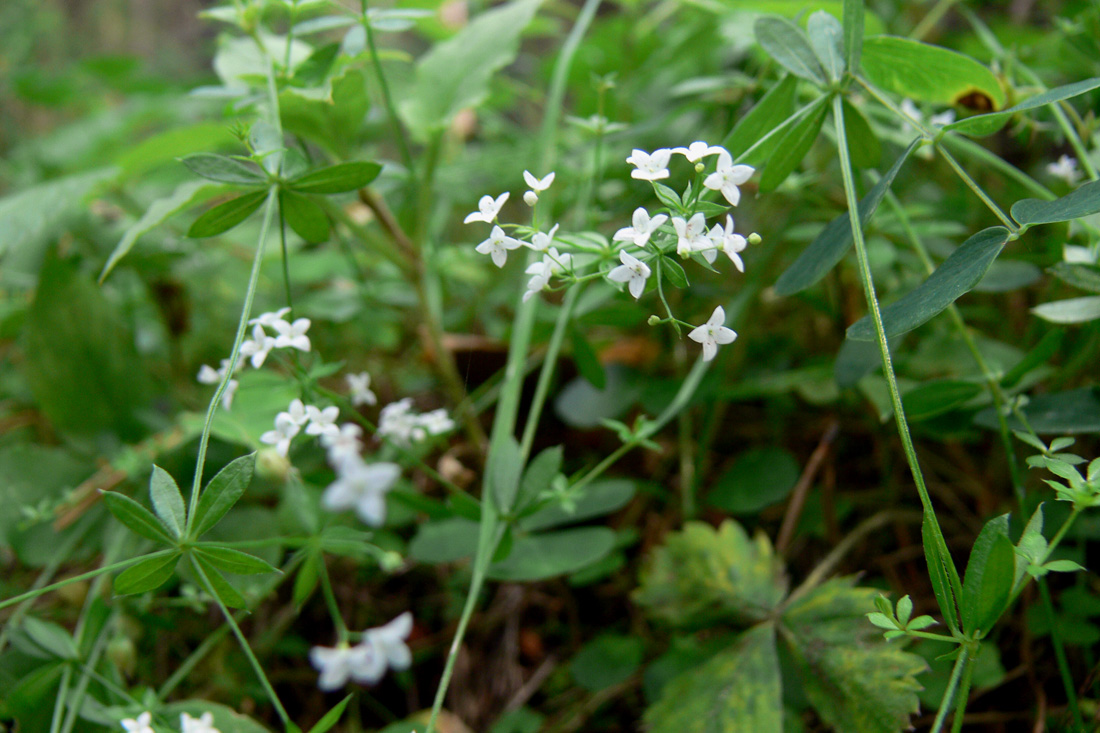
[310,612,414,690]
[377,398,455,447]
[196,308,313,411]
[1047,154,1081,185]
[120,711,220,733]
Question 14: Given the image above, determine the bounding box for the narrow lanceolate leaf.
[1031,296,1100,324]
[945,77,1100,137]
[308,695,353,733]
[1011,178,1100,226]
[101,491,177,545]
[775,138,918,295]
[287,161,382,194]
[860,36,1004,109]
[193,546,279,575]
[723,74,798,166]
[1048,262,1100,294]
[114,552,181,595]
[149,465,186,539]
[842,100,881,168]
[961,515,1015,637]
[192,454,256,538]
[808,11,845,83]
[759,96,828,193]
[843,0,864,71]
[187,190,268,238]
[193,554,247,608]
[755,16,826,86]
[280,190,330,242]
[180,153,267,186]
[846,226,1010,341]
[923,514,960,635]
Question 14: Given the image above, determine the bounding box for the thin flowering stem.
[0,549,175,612]
[319,558,350,644]
[934,143,1018,232]
[360,0,414,175]
[930,644,971,733]
[1039,577,1085,731]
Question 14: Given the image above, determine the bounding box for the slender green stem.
[0,549,174,612]
[950,647,977,733]
[1013,64,1098,182]
[360,0,413,174]
[911,0,959,41]
[931,646,970,733]
[935,143,1018,231]
[60,630,110,733]
[1040,577,1085,730]
[49,666,72,733]
[319,557,349,643]
[278,193,294,313]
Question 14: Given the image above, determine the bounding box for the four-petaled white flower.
[529,223,560,253]
[361,612,414,678]
[707,215,747,272]
[306,404,341,438]
[1047,154,1081,185]
[523,170,555,192]
[181,711,221,733]
[272,317,311,352]
[613,207,668,248]
[120,712,154,733]
[419,408,455,435]
[672,213,709,257]
[703,150,754,206]
[626,148,672,181]
[464,193,509,224]
[672,141,724,162]
[239,324,275,368]
[322,459,401,526]
[476,225,523,267]
[346,372,377,406]
[523,259,552,302]
[260,411,301,457]
[310,642,379,691]
[249,307,291,329]
[688,305,737,362]
[607,250,651,299]
[321,423,363,467]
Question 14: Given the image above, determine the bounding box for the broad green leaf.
[520,479,634,532]
[961,514,1013,636]
[116,121,237,178]
[398,0,541,140]
[843,0,864,71]
[1012,178,1100,225]
[149,465,186,539]
[22,618,77,660]
[923,514,960,634]
[635,520,787,628]
[1000,329,1063,389]
[490,433,524,513]
[759,96,828,192]
[192,454,256,538]
[194,553,248,608]
[187,190,268,238]
[860,35,1004,109]
[194,546,279,575]
[775,138,917,295]
[162,700,271,733]
[181,153,267,185]
[754,16,825,85]
[488,527,616,581]
[660,256,689,289]
[976,388,1100,435]
[644,624,781,733]
[309,695,353,733]
[280,190,330,242]
[901,380,982,421]
[842,99,880,168]
[847,227,1010,340]
[408,517,480,563]
[707,446,800,515]
[101,491,176,545]
[570,634,644,692]
[280,69,370,158]
[288,161,382,194]
[1031,296,1100,324]
[516,445,563,515]
[113,552,181,595]
[723,74,797,166]
[1048,262,1100,294]
[808,11,845,83]
[100,180,221,282]
[945,77,1100,137]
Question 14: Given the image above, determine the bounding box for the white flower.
[346,372,377,406]
[463,193,509,224]
[703,150,754,206]
[362,612,413,675]
[272,318,311,352]
[221,379,239,411]
[419,408,454,435]
[523,170,555,192]
[529,223,559,252]
[249,307,291,329]
[197,361,239,410]
[523,259,552,302]
[475,225,523,267]
[284,398,309,426]
[899,98,922,134]
[626,148,672,181]
[545,247,572,274]
[672,213,709,257]
[260,412,301,457]
[613,207,668,248]
[321,423,363,467]
[120,712,154,733]
[708,215,747,272]
[322,458,401,526]
[929,109,956,127]
[306,404,341,438]
[377,398,421,446]
[524,190,539,206]
[672,141,725,162]
[607,250,651,299]
[181,712,221,733]
[1047,154,1081,185]
[688,305,737,362]
[309,642,379,691]
[239,324,275,368]
[197,364,220,385]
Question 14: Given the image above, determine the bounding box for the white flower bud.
[524,190,539,207]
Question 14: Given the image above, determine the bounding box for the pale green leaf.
[961,515,1013,637]
[1031,296,1100,324]
[1012,179,1100,225]
[723,74,797,165]
[759,96,828,192]
[860,35,1004,109]
[149,465,185,539]
[193,454,256,538]
[808,11,845,83]
[488,527,615,581]
[754,16,825,85]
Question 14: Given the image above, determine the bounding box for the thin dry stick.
[776,420,840,554]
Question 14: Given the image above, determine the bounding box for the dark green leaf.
[193,454,256,538]
[187,190,268,238]
[924,513,960,634]
[901,380,982,421]
[775,138,918,295]
[194,546,279,575]
[1000,329,1063,389]
[961,515,1015,637]
[149,465,185,539]
[707,446,800,514]
[754,16,825,85]
[288,161,382,194]
[114,552,181,595]
[1048,262,1100,294]
[309,695,353,733]
[293,550,321,607]
[973,259,1042,292]
[101,491,176,545]
[520,479,634,532]
[280,190,330,242]
[760,96,828,193]
[1012,178,1100,226]
[723,74,797,165]
[488,527,616,581]
[571,327,606,390]
[570,634,644,692]
[842,99,880,168]
[180,153,266,185]
[516,446,563,515]
[116,122,237,179]
[975,387,1100,434]
[945,77,1100,137]
[808,11,845,83]
[651,182,682,212]
[846,226,1010,340]
[280,69,370,158]
[843,0,864,72]
[294,41,340,86]
[860,35,1004,109]
[1032,296,1100,324]
[193,553,247,608]
[660,256,689,288]
[554,365,642,429]
[408,518,479,564]
[490,433,524,513]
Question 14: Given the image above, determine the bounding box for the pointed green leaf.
[516,445,563,515]
[1012,178,1100,226]
[309,695,353,733]
[901,380,982,421]
[660,256,689,288]
[490,433,524,513]
[843,0,864,71]
[975,387,1100,434]
[408,517,480,564]
[808,11,845,83]
[842,99,881,168]
[288,161,382,194]
[114,552,181,595]
[860,35,1004,109]
[652,182,682,212]
[194,546,279,575]
[962,514,1014,636]
[280,190,330,242]
[149,465,185,539]
[22,618,77,660]
[101,491,176,545]
[724,74,797,166]
[192,454,256,538]
[1049,262,1100,294]
[187,190,268,238]
[1031,296,1100,324]
[755,16,825,85]
[924,514,960,634]
[293,550,322,608]
[519,479,634,532]
[180,153,267,185]
[193,554,248,608]
[488,527,616,581]
[644,624,782,733]
[847,226,1010,340]
[759,96,828,193]
[776,138,918,295]
[945,77,1100,137]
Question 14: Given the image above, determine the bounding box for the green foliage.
[860,36,1005,108]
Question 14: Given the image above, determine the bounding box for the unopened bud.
[523,190,538,207]
[694,162,705,174]
[647,315,660,326]
[380,551,404,572]
[748,232,762,245]
[255,448,290,482]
